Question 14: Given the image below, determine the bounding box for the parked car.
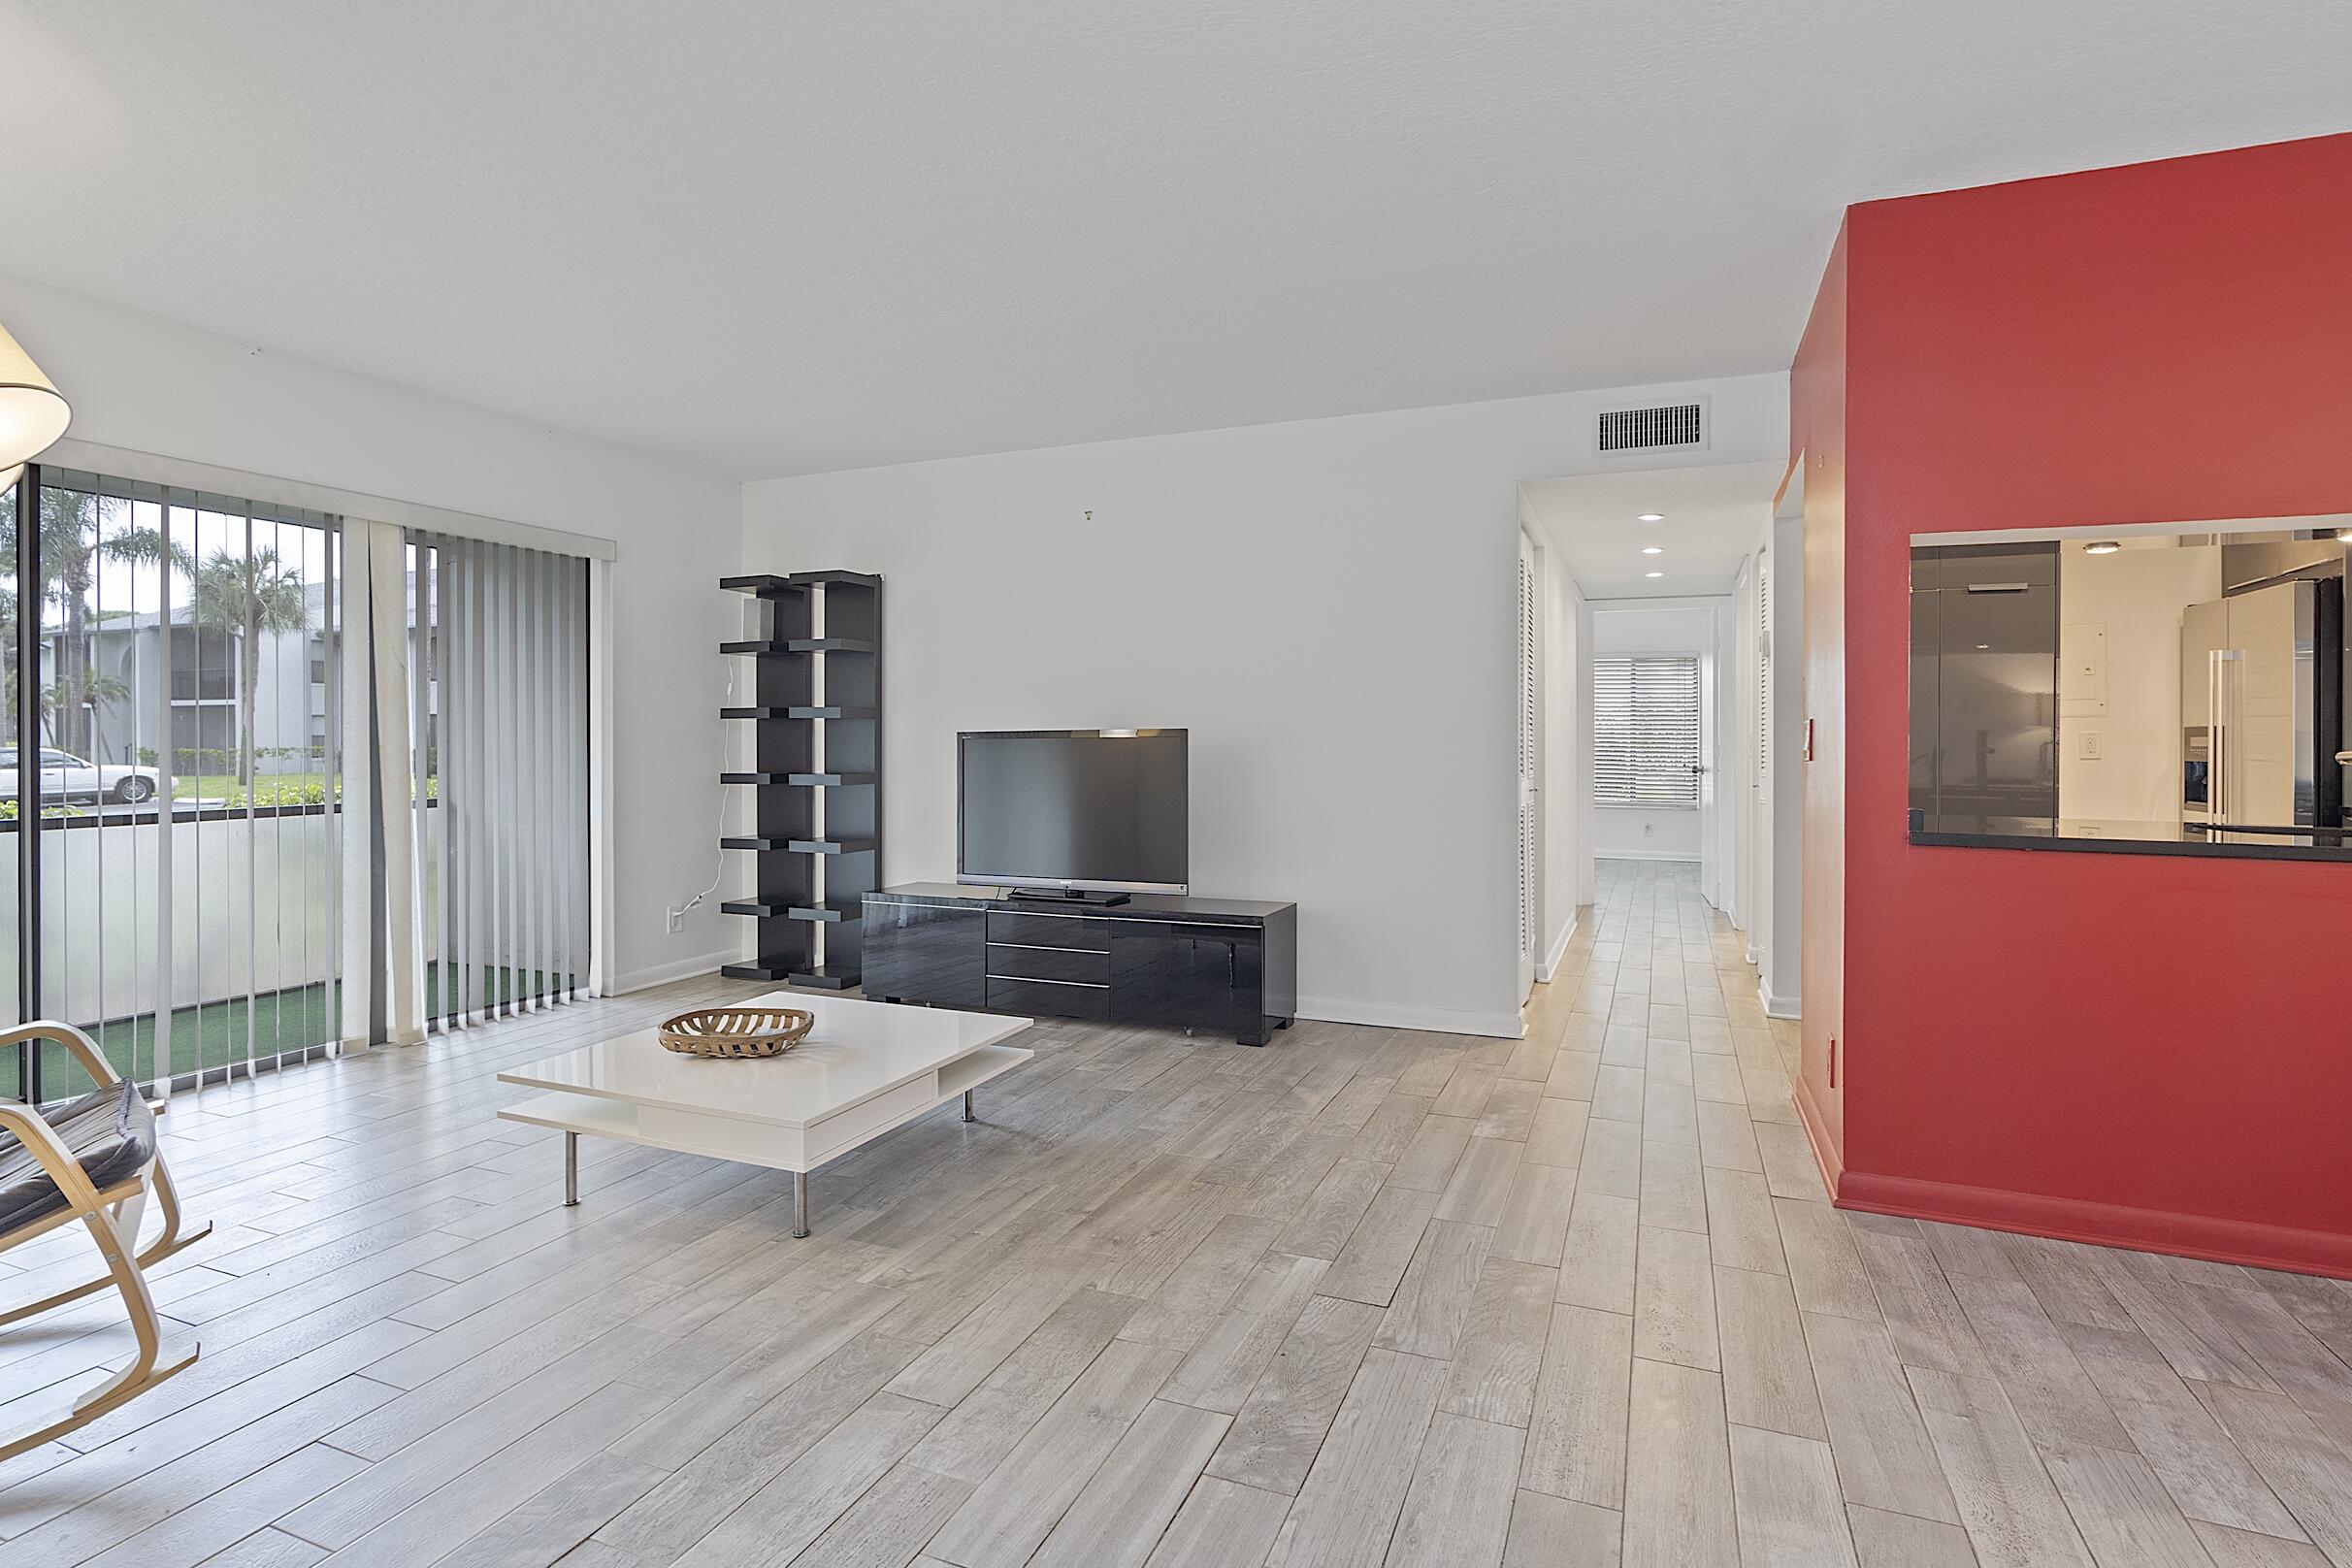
[0,747,162,803]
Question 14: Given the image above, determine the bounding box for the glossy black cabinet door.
[863,900,986,1008]
[1111,924,1266,1041]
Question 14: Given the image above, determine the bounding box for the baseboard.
[1295,995,1524,1040]
[1790,1073,1844,1198]
[1757,976,1800,1020]
[1535,913,1580,983]
[1836,1168,2352,1282]
[1593,850,1700,864]
[607,951,735,996]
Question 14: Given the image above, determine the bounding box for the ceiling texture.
[2,3,2347,479]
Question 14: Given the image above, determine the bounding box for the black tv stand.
[1007,886,1130,907]
[863,883,1298,1045]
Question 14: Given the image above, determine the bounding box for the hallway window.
[1594,654,1700,805]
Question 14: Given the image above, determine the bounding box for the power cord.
[675,659,735,920]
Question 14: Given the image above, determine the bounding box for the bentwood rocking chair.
[0,1022,210,1460]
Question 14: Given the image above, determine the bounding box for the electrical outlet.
[666,906,684,934]
[2078,731,2103,761]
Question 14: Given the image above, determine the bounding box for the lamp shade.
[0,317,70,471]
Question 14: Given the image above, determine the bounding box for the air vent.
[1596,400,1708,455]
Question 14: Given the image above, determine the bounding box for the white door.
[1517,535,1541,998]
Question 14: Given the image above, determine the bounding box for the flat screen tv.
[958,729,1188,896]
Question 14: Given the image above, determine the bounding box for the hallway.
[1545,858,2352,1565]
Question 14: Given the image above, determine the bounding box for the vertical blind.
[409,532,590,1030]
[7,467,345,1105]
[1593,654,1701,806]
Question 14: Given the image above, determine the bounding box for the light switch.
[2078,731,2103,761]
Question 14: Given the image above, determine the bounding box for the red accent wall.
[1796,133,2352,1277]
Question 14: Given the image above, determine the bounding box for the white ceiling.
[2,4,2347,480]
[1523,462,1782,600]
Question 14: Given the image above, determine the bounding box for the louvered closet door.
[1517,535,1540,996]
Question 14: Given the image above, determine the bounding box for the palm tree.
[190,546,310,787]
[0,484,170,755]
[40,673,134,746]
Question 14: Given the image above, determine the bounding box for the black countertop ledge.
[1910,814,2352,863]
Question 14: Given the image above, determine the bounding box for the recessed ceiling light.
[1637,513,1665,523]
[2336,528,2352,542]
[1645,571,1664,579]
[1976,643,1990,650]
[1641,546,1663,556]
[2082,540,2122,555]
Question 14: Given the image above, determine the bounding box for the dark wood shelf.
[786,771,875,788]
[786,705,875,721]
[726,898,855,923]
[719,637,877,657]
[719,771,794,786]
[720,835,789,851]
[786,966,859,991]
[720,959,796,980]
[788,836,878,856]
[785,571,884,589]
[719,574,808,598]
[720,706,791,720]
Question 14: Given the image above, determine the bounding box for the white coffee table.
[496,993,1033,1236]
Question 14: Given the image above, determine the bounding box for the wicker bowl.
[658,1006,815,1059]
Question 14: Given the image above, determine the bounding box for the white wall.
[2058,541,2221,824]
[743,375,1788,1038]
[1594,804,1701,861]
[1,273,745,993]
[1589,606,1715,866]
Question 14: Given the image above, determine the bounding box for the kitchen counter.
[1910,813,2352,863]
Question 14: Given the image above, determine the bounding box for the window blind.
[1593,654,1700,806]
[410,532,591,1029]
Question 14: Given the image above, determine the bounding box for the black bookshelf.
[717,571,882,990]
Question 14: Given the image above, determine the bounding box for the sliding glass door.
[6,463,595,1105]
[11,467,343,1100]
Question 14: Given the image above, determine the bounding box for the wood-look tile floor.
[6,859,2352,1567]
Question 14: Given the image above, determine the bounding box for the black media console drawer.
[984,910,1111,951]
[987,975,1110,1021]
[866,887,1296,1046]
[986,942,1112,985]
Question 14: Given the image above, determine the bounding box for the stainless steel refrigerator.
[2180,570,2343,831]
[1911,542,2061,827]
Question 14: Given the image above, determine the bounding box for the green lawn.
[2,962,570,1101]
